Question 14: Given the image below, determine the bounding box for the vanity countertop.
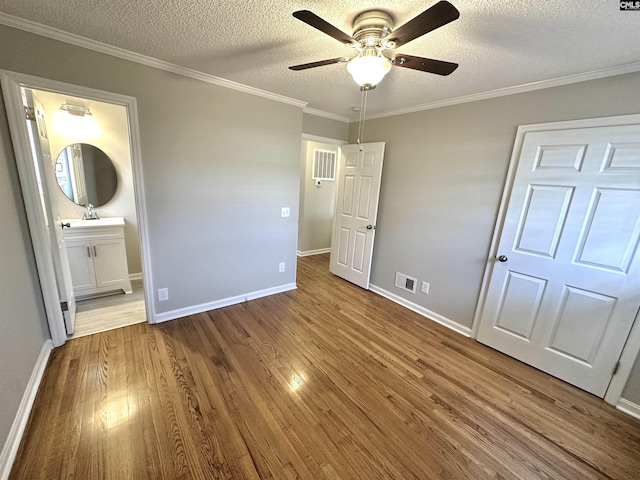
[63,217,125,228]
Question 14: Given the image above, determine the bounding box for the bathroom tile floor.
[71,279,146,338]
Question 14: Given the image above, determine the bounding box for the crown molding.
[303,107,350,123]
[363,60,640,121]
[0,12,308,109]
[3,12,639,120]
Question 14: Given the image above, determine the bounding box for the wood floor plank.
[9,253,640,479]
[140,323,177,480]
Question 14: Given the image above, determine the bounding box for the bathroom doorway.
[28,88,146,337]
[1,70,153,346]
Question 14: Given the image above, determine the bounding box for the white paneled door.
[330,143,385,289]
[477,122,640,397]
[29,91,77,335]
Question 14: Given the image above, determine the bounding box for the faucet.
[83,203,99,220]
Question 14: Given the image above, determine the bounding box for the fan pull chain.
[356,88,369,151]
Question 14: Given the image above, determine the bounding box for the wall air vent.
[395,272,417,294]
[312,149,337,181]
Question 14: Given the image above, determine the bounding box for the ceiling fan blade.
[289,58,349,71]
[292,10,356,45]
[391,54,458,75]
[383,1,460,48]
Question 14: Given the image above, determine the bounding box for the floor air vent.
[395,272,417,294]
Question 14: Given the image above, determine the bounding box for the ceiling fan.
[289,1,460,89]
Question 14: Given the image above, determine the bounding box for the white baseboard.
[0,339,53,480]
[616,398,640,420]
[369,284,471,337]
[154,283,297,324]
[129,272,143,281]
[297,248,331,257]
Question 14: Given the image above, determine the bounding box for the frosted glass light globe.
[347,54,392,87]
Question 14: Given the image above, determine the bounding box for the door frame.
[1,70,155,347]
[471,113,640,406]
[301,133,348,146]
[298,133,347,257]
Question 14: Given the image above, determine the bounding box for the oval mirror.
[54,143,118,207]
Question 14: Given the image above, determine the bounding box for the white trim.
[605,306,640,405]
[129,272,143,281]
[0,340,52,480]
[303,107,350,123]
[0,70,155,339]
[0,12,307,109]
[616,398,640,421]
[1,74,67,346]
[365,61,640,120]
[154,283,297,324]
[498,114,640,133]
[301,134,348,146]
[370,284,471,337]
[123,87,156,325]
[297,248,331,257]
[470,113,640,406]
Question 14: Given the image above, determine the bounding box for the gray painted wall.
[298,141,338,254]
[349,72,640,403]
[0,25,302,317]
[623,355,640,405]
[302,113,349,141]
[0,93,50,455]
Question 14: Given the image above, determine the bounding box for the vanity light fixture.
[60,103,92,117]
[53,103,100,138]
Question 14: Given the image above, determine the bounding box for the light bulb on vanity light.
[53,103,100,138]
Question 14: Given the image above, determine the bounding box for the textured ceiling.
[1,1,639,119]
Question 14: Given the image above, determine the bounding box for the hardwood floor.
[71,279,146,338]
[11,254,640,479]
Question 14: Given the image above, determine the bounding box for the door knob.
[61,222,71,229]
[366,224,375,230]
[497,255,508,262]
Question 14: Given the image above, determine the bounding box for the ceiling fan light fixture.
[347,50,391,87]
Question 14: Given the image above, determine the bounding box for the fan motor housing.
[352,10,393,44]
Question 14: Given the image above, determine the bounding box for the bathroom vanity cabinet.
[62,217,132,298]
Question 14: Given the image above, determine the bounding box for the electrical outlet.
[281,207,290,218]
[157,288,169,302]
[279,262,286,273]
[421,281,430,295]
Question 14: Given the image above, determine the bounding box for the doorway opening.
[298,135,386,290]
[26,88,145,338]
[298,137,343,258]
[1,70,153,346]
